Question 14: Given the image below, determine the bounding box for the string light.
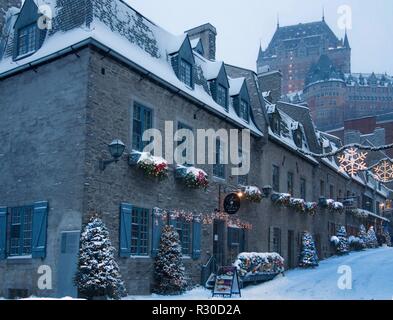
[371,159,393,183]
[153,207,252,230]
[338,148,368,176]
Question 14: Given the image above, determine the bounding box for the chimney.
[257,70,283,104]
[0,0,22,36]
[185,23,217,60]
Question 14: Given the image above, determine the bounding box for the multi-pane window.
[320,180,325,197]
[132,102,152,151]
[272,165,280,192]
[8,206,33,257]
[17,24,36,57]
[179,59,192,87]
[239,100,249,122]
[287,172,294,196]
[213,139,225,179]
[272,227,281,254]
[217,84,228,108]
[300,178,307,200]
[177,122,193,165]
[237,149,248,186]
[329,185,334,199]
[175,219,191,255]
[130,207,149,256]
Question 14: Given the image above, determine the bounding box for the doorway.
[57,231,80,298]
[213,220,225,267]
[287,230,295,269]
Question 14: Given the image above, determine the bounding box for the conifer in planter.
[74,217,127,300]
[153,225,188,295]
[299,232,319,268]
[331,226,349,255]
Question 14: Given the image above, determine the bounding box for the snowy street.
[128,247,393,300]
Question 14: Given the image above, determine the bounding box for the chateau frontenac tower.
[257,17,351,94]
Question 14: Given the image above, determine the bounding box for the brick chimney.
[0,0,22,35]
[185,23,217,61]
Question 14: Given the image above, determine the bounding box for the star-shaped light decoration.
[338,148,368,176]
[370,159,393,183]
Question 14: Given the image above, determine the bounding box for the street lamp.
[262,185,273,198]
[99,139,126,171]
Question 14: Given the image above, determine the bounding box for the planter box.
[175,166,188,179]
[129,151,142,166]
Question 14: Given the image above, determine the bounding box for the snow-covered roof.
[228,77,245,96]
[0,0,262,136]
[199,59,224,81]
[265,101,317,164]
[190,38,201,49]
[167,34,188,55]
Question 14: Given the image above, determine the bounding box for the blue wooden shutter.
[192,218,201,260]
[152,211,164,257]
[32,201,49,259]
[0,207,7,260]
[119,203,132,258]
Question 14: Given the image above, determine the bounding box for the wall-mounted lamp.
[262,185,273,198]
[99,139,126,171]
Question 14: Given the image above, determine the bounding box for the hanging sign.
[224,193,241,215]
[212,266,241,298]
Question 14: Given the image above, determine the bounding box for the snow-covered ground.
[126,247,393,300]
[1,248,392,300]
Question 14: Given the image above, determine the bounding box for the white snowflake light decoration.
[371,159,393,183]
[338,148,368,176]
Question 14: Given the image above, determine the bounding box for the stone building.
[260,19,393,132]
[0,0,391,299]
[257,17,351,94]
[329,113,393,159]
[298,54,393,131]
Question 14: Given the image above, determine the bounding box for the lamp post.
[99,139,126,171]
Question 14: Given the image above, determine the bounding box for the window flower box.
[175,165,208,189]
[271,193,291,206]
[305,202,318,216]
[129,151,168,179]
[244,186,263,203]
[289,198,306,213]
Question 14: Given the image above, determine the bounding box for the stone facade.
[0,1,391,299]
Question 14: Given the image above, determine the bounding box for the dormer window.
[17,23,37,57]
[270,115,281,135]
[293,129,303,148]
[179,59,193,87]
[217,84,228,108]
[239,99,249,122]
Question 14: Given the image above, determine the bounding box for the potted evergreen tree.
[74,217,127,300]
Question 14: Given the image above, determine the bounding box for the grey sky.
[127,0,393,75]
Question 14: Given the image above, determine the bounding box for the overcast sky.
[127,0,393,75]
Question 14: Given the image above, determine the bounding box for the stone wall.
[0,48,90,298]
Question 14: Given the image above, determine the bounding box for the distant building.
[328,113,393,159]
[257,17,351,94]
